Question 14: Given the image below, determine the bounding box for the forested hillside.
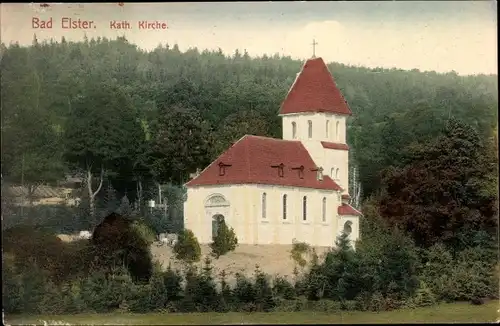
[1,35,497,203]
[2,36,498,316]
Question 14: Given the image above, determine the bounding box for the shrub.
[2,255,22,313]
[272,275,296,300]
[412,281,437,307]
[80,268,134,313]
[130,218,157,245]
[253,265,276,312]
[181,258,220,312]
[39,281,66,314]
[163,264,183,302]
[218,269,234,312]
[91,213,153,283]
[2,226,72,283]
[290,241,310,268]
[233,273,256,306]
[210,219,238,258]
[273,297,308,312]
[18,262,51,314]
[173,229,201,263]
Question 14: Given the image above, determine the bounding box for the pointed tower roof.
[279,57,352,116]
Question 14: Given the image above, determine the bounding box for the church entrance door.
[212,214,225,239]
[204,194,230,242]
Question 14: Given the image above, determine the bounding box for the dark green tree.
[378,118,497,248]
[64,82,144,218]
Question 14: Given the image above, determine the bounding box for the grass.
[5,301,499,325]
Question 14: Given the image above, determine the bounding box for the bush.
[210,219,238,258]
[272,275,296,300]
[253,265,276,312]
[273,297,308,312]
[2,226,73,283]
[173,229,201,263]
[80,268,134,313]
[130,219,157,245]
[290,241,311,268]
[180,258,220,312]
[2,255,22,313]
[412,281,437,307]
[233,273,256,307]
[91,213,153,283]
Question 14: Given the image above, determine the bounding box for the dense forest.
[1,36,497,200]
[1,36,498,316]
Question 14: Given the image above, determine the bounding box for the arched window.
[335,168,339,180]
[308,120,312,139]
[292,122,297,139]
[262,193,267,219]
[303,196,307,221]
[336,121,340,140]
[322,197,327,222]
[331,168,335,178]
[343,221,353,235]
[326,120,330,138]
[283,194,287,220]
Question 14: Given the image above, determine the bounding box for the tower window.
[335,168,339,180]
[283,194,287,220]
[292,122,297,139]
[326,120,330,138]
[262,193,267,219]
[303,196,307,221]
[322,197,326,222]
[336,121,340,140]
[308,120,312,139]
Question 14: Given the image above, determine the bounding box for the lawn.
[5,301,499,325]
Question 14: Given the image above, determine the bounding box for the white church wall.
[282,113,349,193]
[251,184,339,247]
[281,113,346,144]
[185,183,343,247]
[184,185,251,244]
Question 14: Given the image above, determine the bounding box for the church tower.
[278,56,352,194]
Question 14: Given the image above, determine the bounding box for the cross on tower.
[311,39,318,58]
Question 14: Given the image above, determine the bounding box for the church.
[183,56,362,247]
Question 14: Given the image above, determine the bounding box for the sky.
[0,2,497,75]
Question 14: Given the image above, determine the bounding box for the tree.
[212,109,270,157]
[378,118,497,248]
[1,93,66,205]
[64,82,145,218]
[210,219,238,258]
[151,104,213,185]
[173,229,201,263]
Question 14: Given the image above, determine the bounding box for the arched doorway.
[204,194,230,241]
[212,214,225,238]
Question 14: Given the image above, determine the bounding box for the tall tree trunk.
[27,184,39,206]
[136,176,143,211]
[87,165,104,218]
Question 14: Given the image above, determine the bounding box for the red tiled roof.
[279,57,352,116]
[338,204,362,216]
[321,141,349,150]
[186,135,343,191]
[341,194,351,199]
